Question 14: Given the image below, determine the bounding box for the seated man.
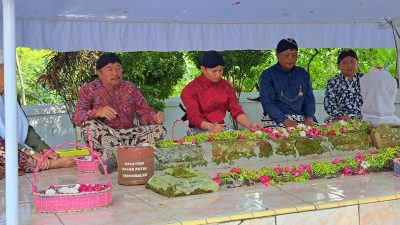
[324,50,363,123]
[360,66,400,127]
[259,38,317,128]
[181,51,260,134]
[73,53,166,172]
[0,52,75,174]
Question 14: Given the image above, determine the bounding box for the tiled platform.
[1,168,400,225]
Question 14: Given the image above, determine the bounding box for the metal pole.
[2,0,19,224]
[396,34,400,87]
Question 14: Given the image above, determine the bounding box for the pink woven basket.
[75,156,99,173]
[32,129,112,213]
[172,119,194,141]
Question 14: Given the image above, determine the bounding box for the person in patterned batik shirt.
[73,53,166,173]
[324,50,363,123]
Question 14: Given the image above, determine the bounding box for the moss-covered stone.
[152,127,382,172]
[296,137,326,156]
[328,131,371,151]
[370,124,400,149]
[155,160,208,171]
[146,167,220,197]
[258,140,273,158]
[211,140,256,164]
[155,145,207,170]
[170,166,197,178]
[155,145,204,164]
[274,138,296,156]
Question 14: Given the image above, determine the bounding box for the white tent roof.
[1,1,400,224]
[1,0,400,52]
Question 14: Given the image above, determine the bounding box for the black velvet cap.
[96,53,122,69]
[276,38,298,53]
[201,51,225,68]
[337,50,358,64]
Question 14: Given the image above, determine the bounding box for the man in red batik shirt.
[181,51,261,134]
[73,53,166,173]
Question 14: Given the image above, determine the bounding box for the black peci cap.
[276,38,298,53]
[337,49,358,64]
[201,51,225,68]
[96,53,122,70]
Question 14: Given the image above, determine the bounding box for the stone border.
[166,194,400,225]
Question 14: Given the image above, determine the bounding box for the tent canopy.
[2,2,400,224]
[1,0,400,52]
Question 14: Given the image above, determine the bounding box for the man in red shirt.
[181,51,261,134]
[73,53,166,173]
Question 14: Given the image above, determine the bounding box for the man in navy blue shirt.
[259,38,317,128]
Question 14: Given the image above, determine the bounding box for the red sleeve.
[225,81,245,120]
[73,85,98,126]
[180,82,205,129]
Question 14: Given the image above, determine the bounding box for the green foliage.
[170,53,200,97]
[239,169,259,182]
[311,162,340,177]
[156,120,370,148]
[171,48,397,100]
[366,147,399,171]
[15,47,398,109]
[343,158,358,169]
[170,166,197,178]
[213,146,400,188]
[186,50,271,95]
[16,48,61,104]
[38,51,99,123]
[258,167,278,178]
[296,48,397,90]
[39,51,185,122]
[320,120,370,136]
[119,52,185,111]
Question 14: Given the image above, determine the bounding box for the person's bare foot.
[49,156,76,169]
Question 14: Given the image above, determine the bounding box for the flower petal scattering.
[41,184,108,195]
[155,120,369,149]
[212,146,400,188]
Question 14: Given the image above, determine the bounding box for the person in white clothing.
[360,66,400,127]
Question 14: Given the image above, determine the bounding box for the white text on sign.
[124,162,144,166]
[122,173,148,178]
[121,167,147,171]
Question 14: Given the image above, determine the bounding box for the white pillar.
[3,0,19,225]
[396,34,400,87]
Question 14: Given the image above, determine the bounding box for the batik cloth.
[81,120,166,166]
[261,114,305,128]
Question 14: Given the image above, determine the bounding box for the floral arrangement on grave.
[41,184,109,195]
[76,155,96,161]
[212,146,400,188]
[154,120,370,148]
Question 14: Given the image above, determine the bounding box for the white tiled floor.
[1,168,400,225]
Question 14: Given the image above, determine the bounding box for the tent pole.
[387,18,400,88]
[3,0,19,225]
[396,35,400,87]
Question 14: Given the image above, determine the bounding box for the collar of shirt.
[339,73,361,85]
[275,63,296,74]
[198,73,221,87]
[94,79,123,90]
